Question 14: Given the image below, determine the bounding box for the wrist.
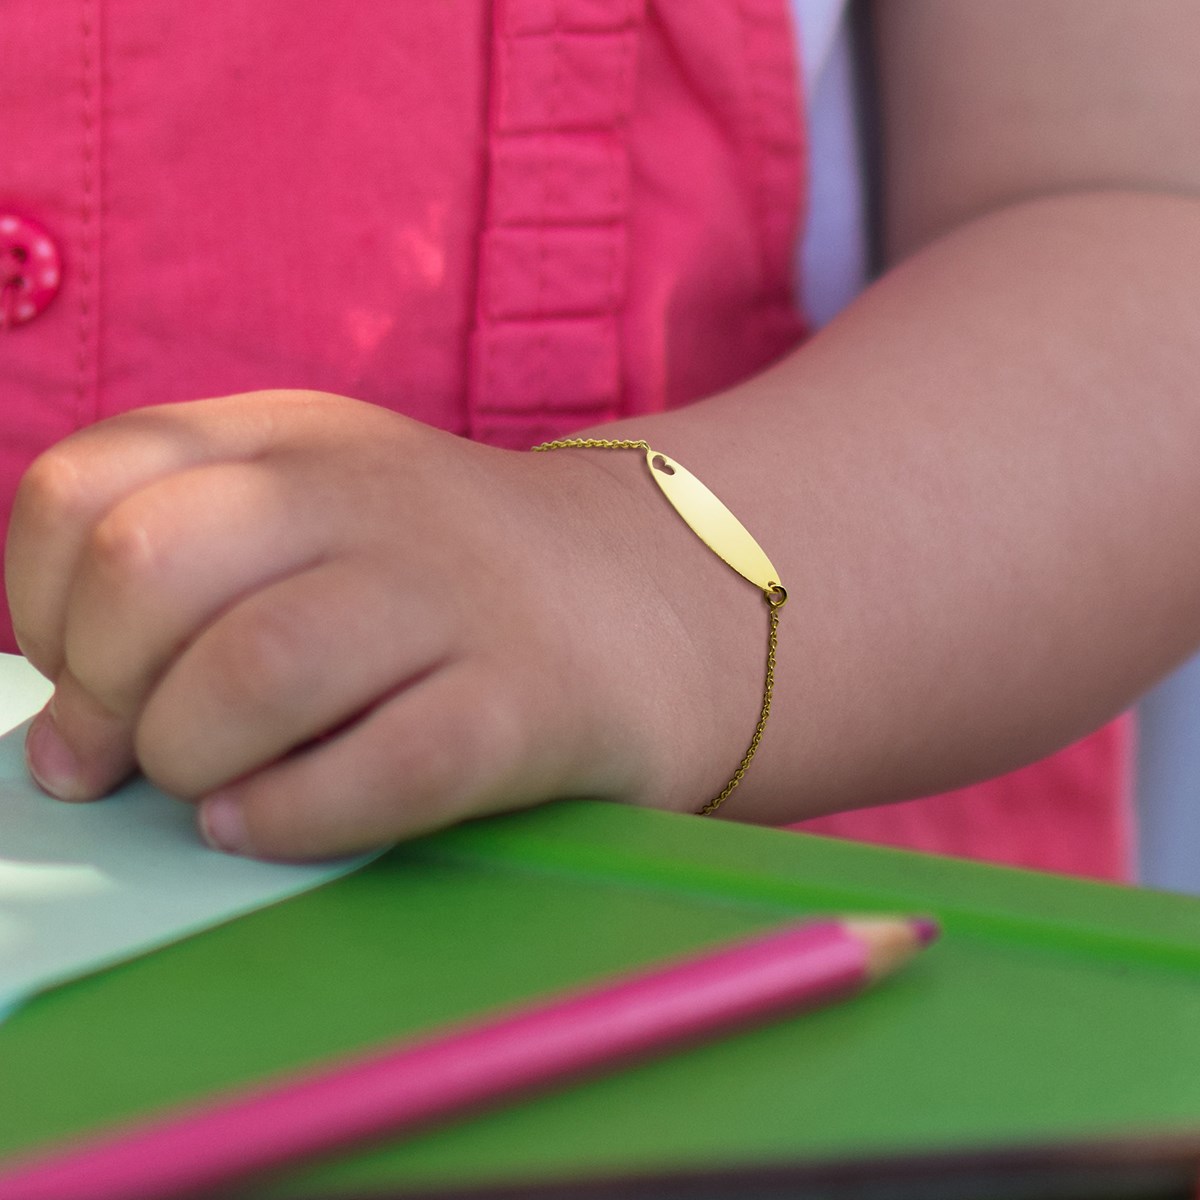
[528,439,787,818]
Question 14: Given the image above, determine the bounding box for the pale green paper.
[0,654,373,1016]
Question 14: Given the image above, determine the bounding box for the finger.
[6,392,331,675]
[24,670,137,801]
[43,458,325,801]
[195,661,546,860]
[134,555,456,800]
[62,460,324,719]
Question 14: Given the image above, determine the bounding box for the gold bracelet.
[531,438,787,815]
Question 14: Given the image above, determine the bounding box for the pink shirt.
[0,0,1132,879]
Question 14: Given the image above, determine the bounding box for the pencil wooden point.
[843,917,939,981]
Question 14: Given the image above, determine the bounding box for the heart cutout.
[651,454,676,476]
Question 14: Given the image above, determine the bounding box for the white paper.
[0,654,372,1014]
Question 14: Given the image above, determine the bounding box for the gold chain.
[532,437,651,452]
[532,437,785,815]
[698,590,783,814]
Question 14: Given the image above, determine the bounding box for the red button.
[0,214,62,328]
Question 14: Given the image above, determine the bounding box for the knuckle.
[238,778,329,860]
[416,684,525,807]
[64,644,126,712]
[135,727,200,800]
[86,503,162,588]
[16,446,91,526]
[64,508,173,710]
[134,695,211,799]
[208,605,306,717]
[465,688,526,779]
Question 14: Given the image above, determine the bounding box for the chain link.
[697,596,780,814]
[532,437,784,815]
[531,437,651,452]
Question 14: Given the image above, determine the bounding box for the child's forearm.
[584,190,1200,823]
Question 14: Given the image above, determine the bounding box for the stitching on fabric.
[473,0,505,439]
[741,0,805,331]
[537,30,565,405]
[616,26,635,271]
[534,228,549,320]
[77,0,100,423]
[738,0,770,299]
[536,58,556,312]
[607,138,621,215]
[616,22,634,113]
[609,26,635,416]
[482,331,496,413]
[549,31,565,131]
[544,147,563,220]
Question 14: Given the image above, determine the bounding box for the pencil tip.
[912,917,940,947]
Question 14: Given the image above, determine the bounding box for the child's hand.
[6,392,749,857]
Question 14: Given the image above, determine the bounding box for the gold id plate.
[645,450,782,593]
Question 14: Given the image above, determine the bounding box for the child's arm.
[9,2,1200,856]
[581,0,1200,821]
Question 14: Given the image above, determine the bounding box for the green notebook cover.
[2,800,1199,1197]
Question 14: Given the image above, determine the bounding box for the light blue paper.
[0,655,373,1015]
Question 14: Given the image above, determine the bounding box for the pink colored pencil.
[0,916,937,1200]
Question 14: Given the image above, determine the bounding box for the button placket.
[468,0,645,450]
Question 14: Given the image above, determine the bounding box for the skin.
[8,1,1200,858]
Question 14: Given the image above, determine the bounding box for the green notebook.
[2,800,1200,1197]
